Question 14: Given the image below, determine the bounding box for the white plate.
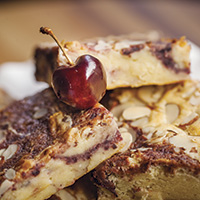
[0,42,200,100]
[0,60,48,99]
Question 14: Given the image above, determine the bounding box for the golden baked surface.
[0,88,125,200]
[34,36,191,90]
[93,80,200,200]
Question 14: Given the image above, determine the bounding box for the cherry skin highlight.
[52,54,107,109]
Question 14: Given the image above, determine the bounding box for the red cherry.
[52,54,107,109]
[40,27,107,109]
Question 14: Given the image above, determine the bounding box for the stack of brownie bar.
[1,32,200,200]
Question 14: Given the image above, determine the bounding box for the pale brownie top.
[35,36,191,90]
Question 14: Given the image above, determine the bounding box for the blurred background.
[0,0,199,64]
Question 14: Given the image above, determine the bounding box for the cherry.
[40,27,107,109]
[52,55,106,109]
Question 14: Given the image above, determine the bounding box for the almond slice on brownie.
[93,80,200,200]
[0,88,13,110]
[0,88,128,200]
[34,36,190,90]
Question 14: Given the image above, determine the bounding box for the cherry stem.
[40,27,74,65]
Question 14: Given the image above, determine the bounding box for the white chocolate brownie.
[34,36,191,90]
[0,88,128,200]
[93,80,200,200]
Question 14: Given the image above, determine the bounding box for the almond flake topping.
[94,40,112,51]
[111,102,135,119]
[33,108,48,119]
[169,134,199,160]
[166,103,180,123]
[5,168,16,180]
[180,113,199,126]
[122,106,151,121]
[119,129,133,153]
[130,117,149,127]
[0,180,14,197]
[137,86,163,104]
[190,96,200,106]
[2,144,18,161]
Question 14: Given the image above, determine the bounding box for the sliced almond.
[183,119,200,136]
[137,147,152,152]
[94,40,112,51]
[33,108,48,119]
[0,180,14,196]
[5,168,16,180]
[119,129,133,153]
[166,103,180,123]
[0,130,5,141]
[0,148,5,157]
[150,134,167,144]
[117,90,135,104]
[181,87,196,98]
[111,102,135,119]
[2,144,18,161]
[169,134,199,160]
[190,96,200,106]
[119,125,136,140]
[130,117,149,127]
[180,113,199,126]
[137,86,164,104]
[122,106,151,121]
[144,132,154,140]
[142,126,155,132]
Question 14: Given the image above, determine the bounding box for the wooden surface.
[0,0,200,64]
